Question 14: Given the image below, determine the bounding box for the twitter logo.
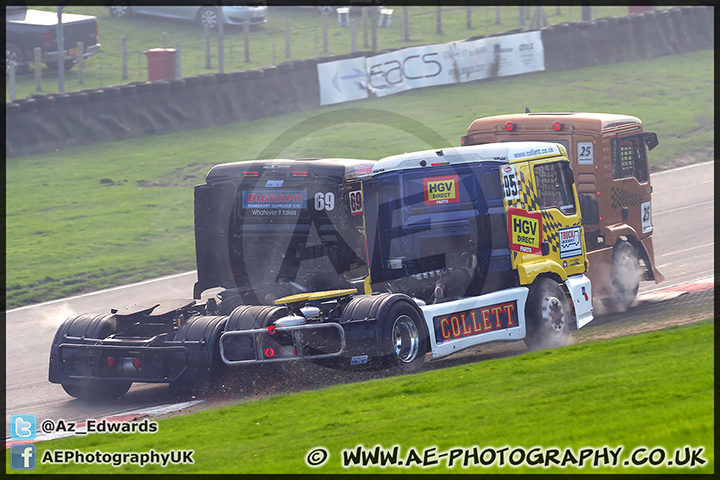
[11,414,36,440]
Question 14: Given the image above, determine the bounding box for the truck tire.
[524,277,571,350]
[608,240,641,312]
[108,2,132,18]
[381,302,427,371]
[6,44,29,75]
[61,380,132,400]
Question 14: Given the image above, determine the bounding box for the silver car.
[108,3,268,29]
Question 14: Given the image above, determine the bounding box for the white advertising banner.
[316,31,545,104]
[452,31,545,82]
[318,56,368,106]
[366,43,458,97]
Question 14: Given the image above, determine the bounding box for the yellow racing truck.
[462,112,663,311]
[49,143,594,399]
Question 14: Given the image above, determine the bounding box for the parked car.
[107,3,268,29]
[6,6,101,75]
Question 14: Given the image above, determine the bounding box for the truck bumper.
[44,43,101,62]
[219,323,347,365]
[50,342,189,384]
[565,274,594,328]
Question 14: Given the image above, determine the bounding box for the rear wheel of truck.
[607,240,641,312]
[524,277,571,350]
[61,380,132,400]
[381,302,427,371]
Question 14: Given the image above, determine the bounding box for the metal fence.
[6,6,628,101]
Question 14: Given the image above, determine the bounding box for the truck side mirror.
[644,132,659,151]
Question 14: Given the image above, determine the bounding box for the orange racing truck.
[461,112,663,311]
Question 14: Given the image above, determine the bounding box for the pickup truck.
[6,6,101,75]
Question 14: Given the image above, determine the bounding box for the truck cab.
[462,112,663,310]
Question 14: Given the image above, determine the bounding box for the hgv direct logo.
[424,175,459,206]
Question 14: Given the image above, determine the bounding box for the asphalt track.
[5,161,714,438]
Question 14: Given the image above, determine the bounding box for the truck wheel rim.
[392,315,419,363]
[201,10,218,28]
[541,296,565,336]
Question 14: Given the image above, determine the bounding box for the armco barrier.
[5,6,713,159]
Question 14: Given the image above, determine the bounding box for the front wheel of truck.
[524,277,571,350]
[61,380,132,400]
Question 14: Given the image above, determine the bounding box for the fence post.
[496,6,501,24]
[162,32,167,48]
[285,17,291,58]
[436,6,442,35]
[121,36,128,80]
[371,7,378,51]
[519,6,525,29]
[34,47,42,91]
[8,63,17,101]
[175,41,182,78]
[362,8,369,48]
[322,12,329,53]
[351,18,357,52]
[243,21,250,63]
[466,5,472,29]
[76,41,84,85]
[205,26,212,68]
[556,6,561,15]
[403,6,409,40]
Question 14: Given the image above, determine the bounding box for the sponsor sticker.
[242,190,306,209]
[507,208,543,255]
[424,175,459,206]
[559,226,583,258]
[265,180,284,188]
[350,355,369,365]
[354,165,373,178]
[433,300,518,343]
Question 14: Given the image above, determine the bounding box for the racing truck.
[461,112,664,311]
[49,143,594,399]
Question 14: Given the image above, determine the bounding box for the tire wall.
[5,6,713,159]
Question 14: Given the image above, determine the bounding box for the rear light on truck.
[132,358,142,369]
[106,357,116,367]
[504,121,516,132]
[243,172,259,177]
[292,171,308,177]
[42,30,53,47]
[552,121,563,131]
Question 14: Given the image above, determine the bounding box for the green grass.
[8,5,677,101]
[5,49,714,309]
[9,320,714,474]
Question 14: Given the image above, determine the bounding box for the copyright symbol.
[305,447,329,467]
[41,420,55,433]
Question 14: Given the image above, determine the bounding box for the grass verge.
[8,320,714,474]
[5,49,714,309]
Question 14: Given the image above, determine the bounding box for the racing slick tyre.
[606,240,641,312]
[381,302,427,371]
[524,277,571,351]
[61,380,132,400]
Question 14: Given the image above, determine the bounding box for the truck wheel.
[61,380,132,400]
[198,7,219,29]
[382,302,427,370]
[608,240,641,312]
[524,278,570,350]
[6,44,29,75]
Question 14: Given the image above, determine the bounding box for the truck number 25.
[315,192,335,211]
